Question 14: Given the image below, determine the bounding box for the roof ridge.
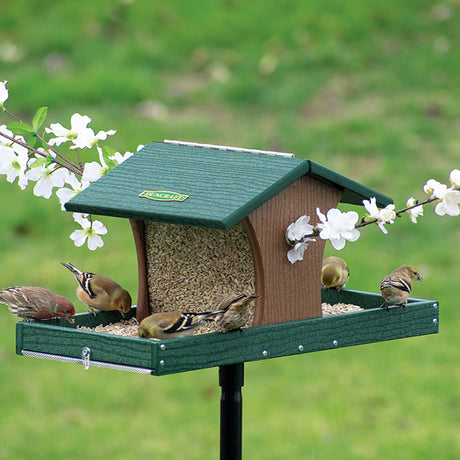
[163,139,295,158]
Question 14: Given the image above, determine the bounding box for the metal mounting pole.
[219,362,244,460]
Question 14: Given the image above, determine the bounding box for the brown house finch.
[321,256,349,291]
[139,310,220,340]
[0,286,75,322]
[214,293,258,331]
[380,265,423,309]
[61,262,131,315]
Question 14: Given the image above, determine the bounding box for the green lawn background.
[0,1,459,459]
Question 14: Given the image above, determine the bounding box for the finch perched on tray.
[0,286,75,322]
[61,262,131,316]
[321,256,349,291]
[139,310,221,340]
[380,265,423,309]
[214,293,258,331]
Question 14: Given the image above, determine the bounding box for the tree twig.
[290,196,442,245]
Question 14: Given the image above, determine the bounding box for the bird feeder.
[15,140,439,368]
[15,140,439,459]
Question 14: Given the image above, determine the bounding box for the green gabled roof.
[65,141,392,229]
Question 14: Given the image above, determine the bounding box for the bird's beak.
[67,315,75,324]
[417,274,423,281]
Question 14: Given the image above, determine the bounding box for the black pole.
[219,362,244,460]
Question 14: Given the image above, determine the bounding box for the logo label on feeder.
[139,190,189,202]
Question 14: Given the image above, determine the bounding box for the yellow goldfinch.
[139,311,219,340]
[0,286,75,322]
[380,265,423,309]
[321,256,349,291]
[215,293,258,331]
[61,262,131,316]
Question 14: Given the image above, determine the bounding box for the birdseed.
[144,221,256,322]
[321,303,364,316]
[76,303,363,338]
[77,317,139,336]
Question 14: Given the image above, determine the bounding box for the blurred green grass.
[1,1,459,459]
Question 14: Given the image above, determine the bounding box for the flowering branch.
[286,169,460,263]
[0,80,143,250]
[2,106,81,171]
[0,128,83,176]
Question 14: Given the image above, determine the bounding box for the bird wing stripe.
[164,315,195,334]
[380,278,411,293]
[81,274,96,299]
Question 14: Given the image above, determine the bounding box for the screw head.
[159,359,165,366]
[298,345,304,352]
[262,350,268,357]
[332,340,338,347]
[432,318,438,325]
[160,344,166,351]
[432,303,438,309]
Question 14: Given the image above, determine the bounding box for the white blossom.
[81,157,111,183]
[434,188,460,216]
[423,178,460,216]
[423,179,447,198]
[286,215,314,242]
[56,173,90,210]
[363,197,395,234]
[71,127,116,150]
[316,207,360,250]
[0,81,8,105]
[406,197,424,223]
[45,113,92,146]
[70,213,107,250]
[0,143,29,189]
[450,169,460,187]
[380,204,396,224]
[363,196,379,218]
[109,150,134,165]
[287,240,315,264]
[25,161,68,199]
[0,124,13,145]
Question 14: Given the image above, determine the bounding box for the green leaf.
[102,145,116,157]
[101,145,118,169]
[45,153,56,167]
[29,157,48,168]
[7,121,34,135]
[27,134,38,148]
[41,138,50,150]
[32,106,48,131]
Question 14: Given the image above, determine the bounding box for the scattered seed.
[76,303,363,338]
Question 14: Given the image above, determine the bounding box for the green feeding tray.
[16,288,439,376]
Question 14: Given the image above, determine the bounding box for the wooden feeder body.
[131,175,342,326]
[66,141,392,327]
